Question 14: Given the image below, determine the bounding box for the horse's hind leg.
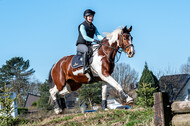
[49,74,68,114]
[49,85,63,114]
[49,84,70,114]
[58,84,72,110]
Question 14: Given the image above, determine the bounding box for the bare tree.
[154,65,178,80]
[109,63,138,103]
[111,63,138,91]
[180,57,190,74]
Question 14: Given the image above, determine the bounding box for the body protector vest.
[76,21,96,46]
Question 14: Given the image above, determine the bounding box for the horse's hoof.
[125,100,134,105]
[54,108,62,114]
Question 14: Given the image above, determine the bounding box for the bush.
[136,83,156,107]
[0,86,16,126]
[31,101,37,106]
[17,108,28,115]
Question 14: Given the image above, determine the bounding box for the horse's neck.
[99,40,119,61]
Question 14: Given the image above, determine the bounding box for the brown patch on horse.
[98,39,119,77]
[51,55,94,91]
[66,79,82,91]
[51,57,67,91]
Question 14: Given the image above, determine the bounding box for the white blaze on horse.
[49,26,135,114]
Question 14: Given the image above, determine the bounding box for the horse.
[49,26,135,114]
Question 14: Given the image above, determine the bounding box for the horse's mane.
[104,27,122,46]
[92,27,123,54]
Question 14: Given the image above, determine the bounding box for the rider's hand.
[94,39,101,44]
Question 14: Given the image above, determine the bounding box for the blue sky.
[0,0,190,82]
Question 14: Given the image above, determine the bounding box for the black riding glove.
[94,39,101,44]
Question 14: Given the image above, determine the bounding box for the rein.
[100,45,122,63]
[100,42,124,63]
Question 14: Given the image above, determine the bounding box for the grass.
[19,107,154,126]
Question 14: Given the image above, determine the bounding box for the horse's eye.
[124,38,127,40]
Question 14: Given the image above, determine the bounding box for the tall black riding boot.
[83,52,89,74]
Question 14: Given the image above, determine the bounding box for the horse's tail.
[48,65,55,105]
[48,65,55,89]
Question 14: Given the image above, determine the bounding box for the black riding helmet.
[83,9,95,17]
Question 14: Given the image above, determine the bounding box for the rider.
[76,9,104,73]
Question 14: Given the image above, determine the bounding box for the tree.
[0,85,16,126]
[136,83,156,107]
[180,57,190,74]
[109,63,138,103]
[0,76,4,92]
[37,80,52,110]
[0,57,35,107]
[78,82,101,108]
[27,80,41,96]
[137,62,159,107]
[138,62,159,91]
[111,63,138,91]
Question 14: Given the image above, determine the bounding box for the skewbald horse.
[49,26,135,114]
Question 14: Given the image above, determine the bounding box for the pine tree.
[137,62,159,107]
[0,57,35,107]
[0,85,16,126]
[138,62,159,91]
[136,83,156,107]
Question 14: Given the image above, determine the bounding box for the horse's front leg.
[100,75,133,104]
[102,83,108,110]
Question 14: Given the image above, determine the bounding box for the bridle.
[98,33,134,63]
[119,33,134,51]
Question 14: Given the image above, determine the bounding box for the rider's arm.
[80,24,94,42]
[95,27,104,41]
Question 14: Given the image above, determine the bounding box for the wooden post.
[154,92,171,126]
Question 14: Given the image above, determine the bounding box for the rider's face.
[86,15,94,23]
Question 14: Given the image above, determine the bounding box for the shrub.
[0,85,16,126]
[31,101,37,106]
[17,108,28,115]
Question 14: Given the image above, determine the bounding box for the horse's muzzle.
[127,50,135,58]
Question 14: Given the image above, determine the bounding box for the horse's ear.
[122,26,128,33]
[128,26,132,32]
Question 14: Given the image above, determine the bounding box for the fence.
[154,92,190,126]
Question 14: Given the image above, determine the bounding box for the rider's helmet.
[83,9,95,17]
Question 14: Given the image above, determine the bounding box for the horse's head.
[118,26,135,58]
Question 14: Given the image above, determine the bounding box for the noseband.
[119,33,134,50]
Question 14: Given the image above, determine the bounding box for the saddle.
[71,52,93,69]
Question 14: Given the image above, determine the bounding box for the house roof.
[159,74,190,101]
[24,93,40,108]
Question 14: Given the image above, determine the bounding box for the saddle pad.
[71,55,83,69]
[71,55,93,69]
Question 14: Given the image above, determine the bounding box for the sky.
[0,0,190,82]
